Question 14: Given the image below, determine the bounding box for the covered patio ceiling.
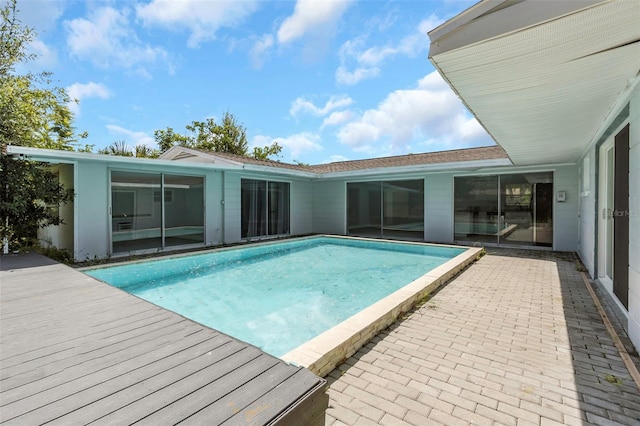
[429,0,640,166]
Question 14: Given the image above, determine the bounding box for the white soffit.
[429,0,640,166]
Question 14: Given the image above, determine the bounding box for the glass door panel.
[454,176,499,244]
[382,180,424,240]
[241,179,267,238]
[111,171,162,253]
[268,182,290,235]
[499,172,553,247]
[164,174,204,247]
[347,182,382,237]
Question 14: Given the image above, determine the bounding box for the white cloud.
[276,133,323,158]
[335,65,380,86]
[321,110,354,128]
[27,39,57,68]
[249,34,274,69]
[17,0,65,32]
[106,124,155,148]
[290,95,353,117]
[277,0,353,44]
[336,15,443,86]
[65,7,167,73]
[336,71,491,154]
[66,82,111,115]
[253,133,323,159]
[136,0,258,48]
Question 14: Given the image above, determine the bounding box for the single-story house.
[6,144,579,258]
[5,0,639,350]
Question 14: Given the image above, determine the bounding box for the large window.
[454,172,553,247]
[241,179,290,238]
[347,179,424,240]
[111,171,204,254]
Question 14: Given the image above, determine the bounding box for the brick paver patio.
[326,249,640,425]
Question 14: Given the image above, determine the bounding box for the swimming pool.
[85,236,480,375]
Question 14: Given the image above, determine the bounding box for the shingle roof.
[308,145,509,173]
[208,151,312,172]
[186,145,510,174]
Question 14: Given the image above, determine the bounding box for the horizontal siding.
[312,180,346,234]
[205,170,224,246]
[554,164,579,252]
[223,172,242,243]
[290,180,313,235]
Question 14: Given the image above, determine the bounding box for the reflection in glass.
[500,173,553,247]
[241,179,290,238]
[164,174,204,247]
[454,176,499,244]
[454,172,553,247]
[111,171,205,254]
[383,180,424,239]
[347,182,382,237]
[111,171,162,253]
[347,180,424,240]
[268,181,290,236]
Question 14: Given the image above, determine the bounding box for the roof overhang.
[429,0,640,166]
[317,157,513,179]
[5,146,241,171]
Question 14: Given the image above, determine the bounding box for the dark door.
[613,124,629,309]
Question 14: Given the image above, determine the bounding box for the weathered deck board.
[0,253,327,425]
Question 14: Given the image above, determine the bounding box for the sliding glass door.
[454,176,499,245]
[164,174,205,248]
[241,179,290,239]
[454,172,553,247]
[347,182,382,236]
[347,179,424,240]
[111,171,204,254]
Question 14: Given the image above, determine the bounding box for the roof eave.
[240,164,318,179]
[6,146,242,171]
[318,158,513,179]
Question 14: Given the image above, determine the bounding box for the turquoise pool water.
[86,237,463,356]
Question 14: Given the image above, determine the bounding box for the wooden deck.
[0,254,327,425]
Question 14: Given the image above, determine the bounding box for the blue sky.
[20,0,494,164]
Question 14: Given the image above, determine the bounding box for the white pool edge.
[280,246,483,377]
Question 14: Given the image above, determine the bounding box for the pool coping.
[280,240,483,377]
[79,235,482,378]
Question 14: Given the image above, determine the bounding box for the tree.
[0,0,79,251]
[155,111,281,160]
[98,140,134,157]
[97,140,160,158]
[135,144,160,159]
[0,154,74,251]
[0,0,79,150]
[252,142,282,161]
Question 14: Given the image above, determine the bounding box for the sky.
[19,0,494,164]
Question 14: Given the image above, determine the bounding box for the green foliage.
[135,144,160,158]
[98,140,160,158]
[1,0,77,251]
[36,244,74,264]
[154,127,191,153]
[1,0,78,150]
[155,111,281,160]
[0,154,74,251]
[98,140,134,156]
[252,142,282,161]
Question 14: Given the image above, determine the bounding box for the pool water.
[86,237,463,356]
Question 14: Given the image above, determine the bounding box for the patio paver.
[326,248,640,425]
